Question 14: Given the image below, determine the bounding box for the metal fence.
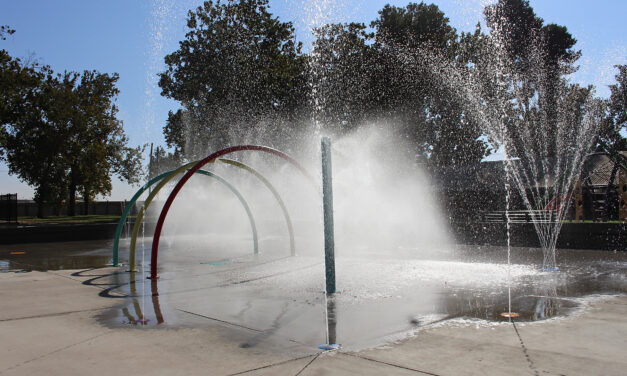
[0,194,18,223]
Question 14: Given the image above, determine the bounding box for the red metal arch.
[149,145,314,279]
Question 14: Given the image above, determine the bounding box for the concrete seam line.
[511,321,540,376]
[0,332,109,374]
[175,309,311,348]
[225,353,320,376]
[151,261,323,298]
[183,256,293,280]
[294,351,323,376]
[340,352,441,376]
[217,262,323,287]
[176,309,265,333]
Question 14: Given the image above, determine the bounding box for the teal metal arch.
[112,170,173,266]
[127,169,258,271]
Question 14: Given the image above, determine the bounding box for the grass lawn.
[16,215,127,224]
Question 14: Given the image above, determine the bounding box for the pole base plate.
[500,312,520,318]
[318,344,341,351]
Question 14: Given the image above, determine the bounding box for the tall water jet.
[394,12,604,269]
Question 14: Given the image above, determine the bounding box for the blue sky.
[1,0,626,200]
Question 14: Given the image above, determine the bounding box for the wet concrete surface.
[32,238,618,351]
[2,238,626,350]
[1,238,626,375]
[0,239,113,271]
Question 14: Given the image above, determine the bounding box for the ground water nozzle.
[318,344,341,351]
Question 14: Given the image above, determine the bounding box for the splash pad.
[112,141,342,348]
[104,138,625,351]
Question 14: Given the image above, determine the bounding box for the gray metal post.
[327,298,337,344]
[321,137,336,294]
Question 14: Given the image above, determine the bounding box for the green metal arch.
[128,168,258,271]
[217,158,296,256]
[111,171,169,266]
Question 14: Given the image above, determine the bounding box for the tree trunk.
[68,167,77,216]
[36,175,49,219]
[83,194,89,216]
[68,186,76,216]
[37,201,44,219]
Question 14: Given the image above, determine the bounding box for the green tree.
[483,0,581,157]
[0,25,15,40]
[0,46,68,216]
[1,37,142,216]
[600,65,627,151]
[159,0,307,156]
[484,0,578,74]
[63,70,143,215]
[367,2,489,166]
[309,22,377,131]
[372,2,458,55]
[163,109,185,155]
[484,0,543,69]
[148,145,184,180]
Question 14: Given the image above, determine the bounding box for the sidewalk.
[1,267,625,375]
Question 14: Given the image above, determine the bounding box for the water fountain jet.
[394,31,603,270]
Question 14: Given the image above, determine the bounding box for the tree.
[483,0,581,157]
[484,0,578,73]
[1,35,142,216]
[0,46,68,216]
[600,65,627,151]
[163,109,185,155]
[0,25,15,40]
[367,2,489,166]
[62,70,143,215]
[309,22,377,131]
[158,0,308,156]
[147,145,184,180]
[484,0,543,70]
[372,2,458,56]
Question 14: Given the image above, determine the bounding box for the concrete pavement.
[1,267,626,375]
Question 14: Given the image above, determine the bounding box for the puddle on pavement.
[91,245,626,350]
[0,239,113,271]
[3,238,624,349]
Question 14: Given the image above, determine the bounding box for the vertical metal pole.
[327,298,337,344]
[321,137,336,294]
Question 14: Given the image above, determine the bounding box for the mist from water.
[152,123,452,266]
[144,0,601,272]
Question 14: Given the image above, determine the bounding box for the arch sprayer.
[149,145,315,279]
[113,155,305,268]
[128,168,258,271]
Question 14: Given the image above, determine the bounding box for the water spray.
[148,145,314,280]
